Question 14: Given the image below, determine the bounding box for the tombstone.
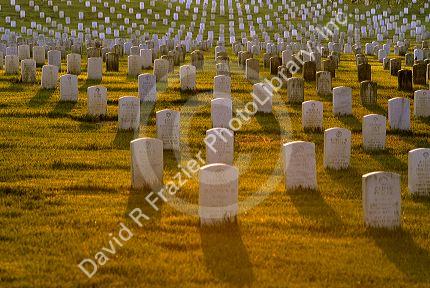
[332,86,352,116]
[87,47,101,58]
[316,71,332,96]
[41,65,58,89]
[141,49,153,69]
[216,62,230,76]
[67,53,81,75]
[413,90,430,118]
[156,109,180,150]
[213,75,231,99]
[130,137,163,189]
[362,114,386,150]
[138,73,157,102]
[118,96,140,130]
[87,57,103,80]
[383,58,391,70]
[287,77,304,103]
[106,52,119,72]
[211,98,232,129]
[389,58,401,76]
[397,69,413,91]
[33,46,45,67]
[199,163,238,225]
[405,53,414,66]
[362,171,401,228]
[206,128,234,164]
[356,54,368,66]
[428,64,430,85]
[388,97,410,131]
[412,63,427,85]
[246,58,259,81]
[20,59,36,83]
[153,58,169,87]
[87,85,107,116]
[408,148,430,196]
[48,50,62,70]
[59,74,78,102]
[301,100,323,130]
[179,65,196,91]
[302,61,316,81]
[253,82,273,113]
[128,55,142,77]
[360,81,378,106]
[269,56,282,75]
[191,50,204,70]
[357,63,371,82]
[322,59,335,78]
[323,127,351,170]
[161,54,174,73]
[5,55,19,74]
[282,141,317,190]
[18,44,30,60]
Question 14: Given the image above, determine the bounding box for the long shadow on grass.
[323,165,362,199]
[112,130,136,149]
[368,228,430,282]
[50,100,76,116]
[200,223,254,287]
[287,188,344,232]
[367,148,408,171]
[28,88,56,107]
[337,114,362,132]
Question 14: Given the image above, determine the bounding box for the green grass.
[1,1,430,287]
[0,46,429,287]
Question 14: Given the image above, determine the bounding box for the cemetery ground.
[1,48,430,287]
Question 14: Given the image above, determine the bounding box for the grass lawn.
[1,0,430,287]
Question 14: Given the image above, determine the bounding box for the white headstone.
[205,128,234,164]
[138,73,157,102]
[5,55,19,74]
[301,100,323,130]
[156,109,180,150]
[211,98,232,128]
[388,97,410,131]
[362,171,401,228]
[323,127,351,170]
[408,148,430,196]
[362,114,386,150]
[67,53,81,75]
[179,64,196,90]
[282,141,317,190]
[332,86,352,115]
[140,48,153,68]
[32,46,45,66]
[128,55,142,77]
[131,137,163,189]
[253,82,273,113]
[48,50,61,70]
[118,96,140,130]
[153,58,169,83]
[87,57,103,80]
[20,59,36,83]
[60,74,78,101]
[41,65,58,89]
[87,85,107,116]
[213,75,231,98]
[413,90,430,118]
[199,163,238,225]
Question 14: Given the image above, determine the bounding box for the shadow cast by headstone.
[50,100,76,116]
[366,148,408,171]
[140,101,156,126]
[364,103,386,115]
[286,187,344,230]
[255,112,282,135]
[28,88,56,107]
[79,78,102,93]
[367,227,430,282]
[337,114,362,132]
[200,222,254,287]
[323,165,362,199]
[112,129,136,150]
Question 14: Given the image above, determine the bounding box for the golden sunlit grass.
[0,46,429,287]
